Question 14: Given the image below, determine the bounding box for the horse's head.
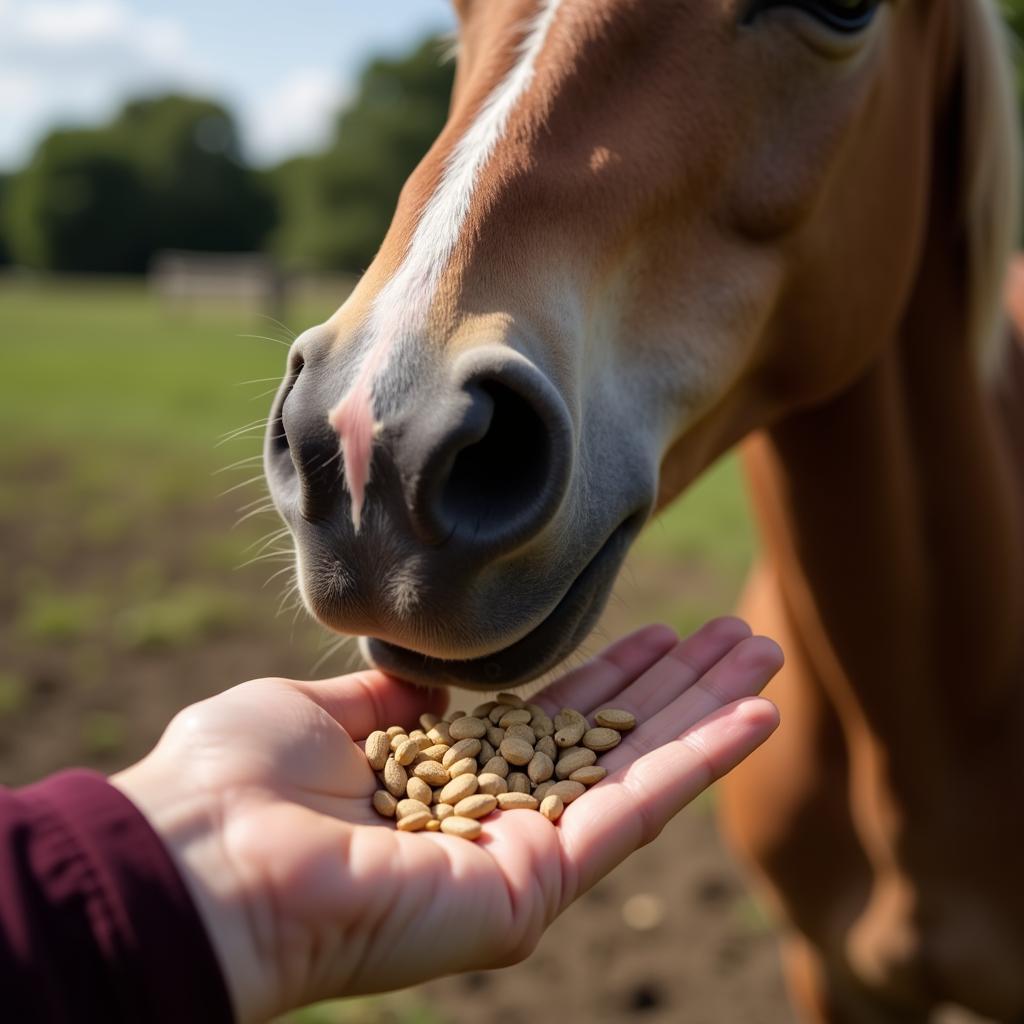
[266,0,1015,687]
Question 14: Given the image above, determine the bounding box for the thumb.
[289,669,449,741]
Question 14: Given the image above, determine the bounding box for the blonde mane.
[962,0,1022,375]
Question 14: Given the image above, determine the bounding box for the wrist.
[110,760,274,1024]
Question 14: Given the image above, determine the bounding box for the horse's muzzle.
[263,334,611,681]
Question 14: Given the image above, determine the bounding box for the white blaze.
[328,0,564,530]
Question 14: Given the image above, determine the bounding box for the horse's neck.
[743,325,1024,779]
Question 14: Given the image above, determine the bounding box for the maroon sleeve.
[0,769,234,1023]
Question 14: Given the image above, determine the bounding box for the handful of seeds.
[366,693,637,840]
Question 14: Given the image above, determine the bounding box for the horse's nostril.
[440,380,550,532]
[408,367,571,555]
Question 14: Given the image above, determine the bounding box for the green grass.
[0,275,338,458]
[80,710,128,757]
[0,275,339,586]
[0,672,29,717]
[16,588,105,643]
[111,585,244,650]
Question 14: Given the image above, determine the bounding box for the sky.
[0,0,457,172]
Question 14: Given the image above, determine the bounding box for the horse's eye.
[746,0,881,33]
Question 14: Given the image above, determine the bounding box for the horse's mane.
[963,0,1021,376]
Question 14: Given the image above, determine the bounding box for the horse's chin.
[357,514,641,689]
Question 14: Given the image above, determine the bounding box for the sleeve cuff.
[20,768,235,1024]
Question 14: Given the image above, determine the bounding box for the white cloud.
[0,71,34,107]
[0,0,197,74]
[244,68,348,166]
[0,0,210,169]
[21,1,144,47]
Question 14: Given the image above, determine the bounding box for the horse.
[264,1,1024,1019]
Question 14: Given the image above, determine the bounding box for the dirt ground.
[0,454,797,1024]
[417,796,792,1024]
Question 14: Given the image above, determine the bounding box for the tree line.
[2,11,1024,277]
[0,37,454,276]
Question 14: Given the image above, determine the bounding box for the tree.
[5,96,275,273]
[271,37,455,273]
[5,129,150,272]
[1002,2,1024,114]
[1003,0,1024,56]
[0,174,10,266]
[109,95,275,255]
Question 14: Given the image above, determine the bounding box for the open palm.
[113,618,781,1024]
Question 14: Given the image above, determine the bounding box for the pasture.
[0,276,787,1022]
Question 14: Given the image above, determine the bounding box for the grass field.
[0,275,759,1024]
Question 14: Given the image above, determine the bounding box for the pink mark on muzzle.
[327,375,378,533]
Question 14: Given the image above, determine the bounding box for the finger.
[290,670,449,741]
[598,634,784,775]
[559,697,780,900]
[531,624,679,716]
[538,616,752,722]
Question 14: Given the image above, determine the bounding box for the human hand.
[111,618,782,1023]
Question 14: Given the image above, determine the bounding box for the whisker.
[232,503,277,527]
[345,642,364,673]
[237,333,291,349]
[304,450,332,473]
[317,448,343,473]
[237,494,274,513]
[213,455,265,475]
[234,548,292,570]
[250,386,283,401]
[243,527,291,554]
[217,418,268,441]
[243,557,294,574]
[261,564,297,589]
[276,590,303,617]
[309,634,356,676]
[238,557,289,574]
[256,314,298,342]
[215,430,270,449]
[219,474,267,498]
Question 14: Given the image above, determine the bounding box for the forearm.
[0,769,234,1024]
